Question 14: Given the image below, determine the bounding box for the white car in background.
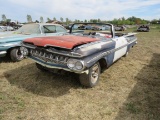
[0,26,7,32]
[6,26,14,31]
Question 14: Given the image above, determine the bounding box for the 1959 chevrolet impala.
[22,23,137,87]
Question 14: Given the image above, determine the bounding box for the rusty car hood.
[24,35,99,49]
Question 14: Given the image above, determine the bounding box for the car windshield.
[70,23,112,37]
[16,24,40,34]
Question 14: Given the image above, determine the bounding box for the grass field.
[0,27,160,120]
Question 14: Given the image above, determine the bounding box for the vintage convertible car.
[22,23,137,87]
[0,23,67,61]
[137,25,150,32]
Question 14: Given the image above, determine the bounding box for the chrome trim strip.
[22,43,36,49]
[44,44,72,50]
[87,40,137,63]
[46,49,82,58]
[0,51,7,55]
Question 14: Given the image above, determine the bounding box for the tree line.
[1,14,160,25]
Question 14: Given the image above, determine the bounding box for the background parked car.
[84,25,92,30]
[137,25,150,32]
[78,24,85,30]
[0,26,7,32]
[115,25,126,31]
[6,26,14,31]
[0,23,67,62]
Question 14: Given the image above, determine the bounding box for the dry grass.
[0,28,160,120]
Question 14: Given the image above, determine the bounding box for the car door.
[113,37,128,62]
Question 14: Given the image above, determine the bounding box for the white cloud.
[2,0,160,22]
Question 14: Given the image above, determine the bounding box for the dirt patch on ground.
[0,29,160,120]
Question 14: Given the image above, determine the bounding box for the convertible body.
[22,23,137,87]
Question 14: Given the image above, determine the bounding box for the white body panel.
[113,37,128,62]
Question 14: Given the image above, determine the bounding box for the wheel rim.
[90,64,99,84]
[16,49,24,60]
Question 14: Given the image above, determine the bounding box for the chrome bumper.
[0,51,7,57]
[30,57,89,74]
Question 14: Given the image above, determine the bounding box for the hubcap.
[90,64,99,84]
[16,49,24,59]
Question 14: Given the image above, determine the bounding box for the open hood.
[24,35,99,49]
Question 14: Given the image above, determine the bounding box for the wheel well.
[6,48,12,57]
[98,58,108,72]
[6,47,20,56]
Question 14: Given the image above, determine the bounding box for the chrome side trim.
[46,49,82,58]
[0,51,7,55]
[22,43,36,49]
[87,40,137,63]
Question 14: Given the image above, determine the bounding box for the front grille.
[30,49,69,65]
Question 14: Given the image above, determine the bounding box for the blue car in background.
[0,23,67,62]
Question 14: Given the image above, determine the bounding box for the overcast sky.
[1,0,160,22]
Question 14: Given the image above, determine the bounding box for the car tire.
[10,48,24,62]
[79,62,101,87]
[36,63,47,72]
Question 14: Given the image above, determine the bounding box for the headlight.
[67,59,84,71]
[67,59,75,68]
[75,61,83,70]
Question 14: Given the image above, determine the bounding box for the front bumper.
[30,56,89,74]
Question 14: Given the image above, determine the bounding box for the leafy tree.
[111,18,118,25]
[27,15,32,23]
[127,16,136,22]
[77,20,80,22]
[35,20,39,23]
[97,18,101,22]
[40,16,44,23]
[130,21,135,25]
[2,14,7,21]
[53,17,56,21]
[151,19,158,24]
[125,20,131,25]
[122,17,125,21]
[60,17,63,22]
[135,18,141,24]
[47,17,51,22]
[92,19,98,23]
[141,20,147,24]
[74,19,78,23]
[66,18,69,24]
[6,19,11,25]
[89,19,93,22]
